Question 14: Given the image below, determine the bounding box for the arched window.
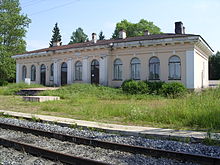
[75,61,82,81]
[31,65,36,81]
[149,57,160,80]
[131,57,140,80]
[169,55,181,79]
[113,59,122,80]
[22,65,27,81]
[50,63,54,81]
[50,63,54,76]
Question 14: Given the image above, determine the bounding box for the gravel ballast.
[0,145,62,165]
[0,117,219,164]
[0,128,195,165]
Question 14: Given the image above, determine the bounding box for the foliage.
[0,0,31,82]
[49,22,62,47]
[146,81,165,94]
[40,83,124,100]
[3,84,220,131]
[209,51,220,80]
[98,31,105,40]
[160,82,187,98]
[121,80,149,94]
[0,80,8,86]
[69,27,88,44]
[0,83,43,95]
[112,19,161,38]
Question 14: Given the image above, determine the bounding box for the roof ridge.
[18,33,198,55]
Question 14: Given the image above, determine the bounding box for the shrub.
[0,80,8,86]
[121,80,149,94]
[160,82,187,98]
[146,81,165,94]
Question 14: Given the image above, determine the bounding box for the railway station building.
[12,22,213,89]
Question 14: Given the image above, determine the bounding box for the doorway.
[40,64,46,85]
[61,62,67,85]
[91,60,99,84]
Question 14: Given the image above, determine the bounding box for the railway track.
[0,122,219,165]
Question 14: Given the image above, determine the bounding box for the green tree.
[49,22,62,47]
[209,51,220,80]
[99,31,105,40]
[69,27,88,44]
[0,0,31,83]
[112,19,161,39]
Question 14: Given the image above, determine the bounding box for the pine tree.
[99,31,105,40]
[49,23,62,47]
[0,0,31,83]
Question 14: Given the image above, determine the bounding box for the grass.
[0,83,43,95]
[0,83,220,132]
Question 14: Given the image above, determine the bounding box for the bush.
[0,80,8,86]
[146,81,165,94]
[121,80,149,94]
[160,82,186,98]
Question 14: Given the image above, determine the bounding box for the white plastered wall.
[194,49,209,88]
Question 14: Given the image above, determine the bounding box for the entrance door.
[91,60,99,84]
[40,64,46,85]
[61,62,67,85]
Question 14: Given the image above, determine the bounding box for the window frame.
[113,58,123,81]
[22,65,27,81]
[149,57,160,80]
[31,65,36,81]
[75,61,82,81]
[131,57,141,80]
[168,55,181,80]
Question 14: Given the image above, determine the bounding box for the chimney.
[92,33,97,43]
[175,21,185,34]
[144,30,150,36]
[119,30,126,39]
[52,41,62,47]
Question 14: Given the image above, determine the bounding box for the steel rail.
[0,122,220,165]
[0,137,108,165]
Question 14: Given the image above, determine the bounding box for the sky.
[20,0,220,53]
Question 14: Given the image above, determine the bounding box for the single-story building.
[12,22,213,89]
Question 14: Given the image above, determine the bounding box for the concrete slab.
[0,110,219,142]
[23,96,60,102]
[22,87,59,91]
[17,87,59,96]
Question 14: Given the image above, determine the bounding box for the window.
[149,57,160,80]
[31,65,36,81]
[50,63,54,81]
[131,57,140,80]
[113,59,122,80]
[75,61,82,80]
[50,63,54,77]
[22,65,27,81]
[169,55,181,79]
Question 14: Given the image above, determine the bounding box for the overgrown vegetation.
[0,83,220,132]
[121,80,149,94]
[122,80,186,98]
[160,82,187,98]
[209,51,220,80]
[0,83,43,95]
